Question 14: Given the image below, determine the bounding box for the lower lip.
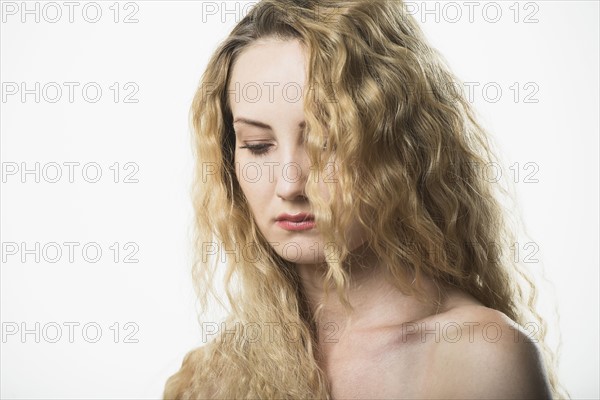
[276,220,316,231]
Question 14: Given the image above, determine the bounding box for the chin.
[270,241,327,265]
[291,254,328,265]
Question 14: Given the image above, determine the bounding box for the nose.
[275,147,310,201]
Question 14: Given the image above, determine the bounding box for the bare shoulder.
[423,305,553,399]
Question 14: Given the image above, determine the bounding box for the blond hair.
[164,0,569,398]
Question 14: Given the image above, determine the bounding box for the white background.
[1,1,598,398]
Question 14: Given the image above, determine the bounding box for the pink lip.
[275,213,316,231]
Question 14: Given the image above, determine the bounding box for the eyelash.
[239,139,331,156]
[239,143,273,156]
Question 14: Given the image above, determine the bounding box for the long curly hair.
[164,0,569,398]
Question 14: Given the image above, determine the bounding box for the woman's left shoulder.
[432,302,534,345]
[424,304,553,398]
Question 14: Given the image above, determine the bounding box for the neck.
[295,242,447,340]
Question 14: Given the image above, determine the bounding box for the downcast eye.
[239,143,273,156]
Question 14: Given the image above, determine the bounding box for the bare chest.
[319,331,436,399]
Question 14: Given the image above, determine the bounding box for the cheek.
[234,158,273,215]
[314,159,340,203]
[315,174,365,249]
[316,180,331,203]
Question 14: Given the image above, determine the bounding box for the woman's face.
[229,38,365,265]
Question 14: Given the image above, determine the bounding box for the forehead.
[228,38,307,119]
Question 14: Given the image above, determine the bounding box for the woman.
[165,0,568,398]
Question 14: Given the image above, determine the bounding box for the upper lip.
[276,212,315,222]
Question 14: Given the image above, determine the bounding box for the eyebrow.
[233,117,305,130]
